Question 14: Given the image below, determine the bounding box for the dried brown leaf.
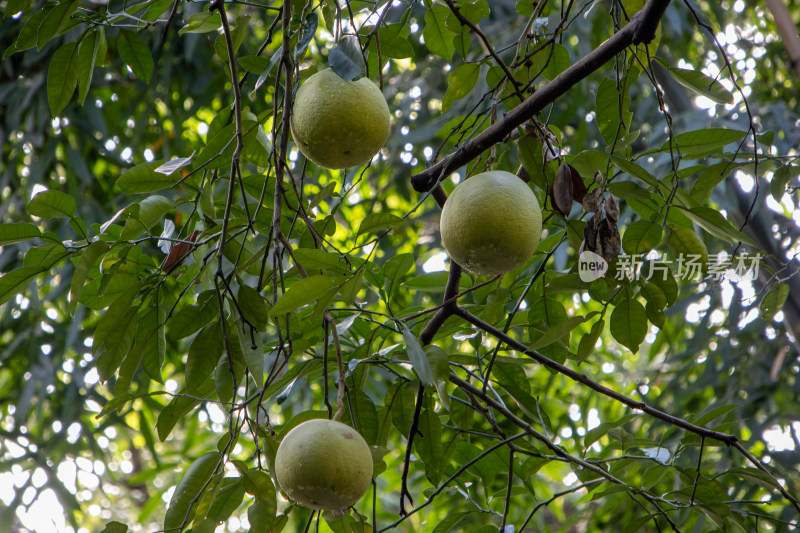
[582,188,600,213]
[552,163,573,216]
[569,164,587,203]
[162,230,201,273]
[606,194,620,221]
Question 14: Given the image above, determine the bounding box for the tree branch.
[410,0,672,193]
[454,306,740,445]
[211,0,245,274]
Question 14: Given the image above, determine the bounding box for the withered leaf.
[162,229,201,273]
[606,194,620,222]
[582,188,600,213]
[552,162,573,216]
[598,217,621,263]
[569,164,587,203]
[583,211,621,264]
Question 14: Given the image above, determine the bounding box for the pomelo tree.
[1,0,800,531]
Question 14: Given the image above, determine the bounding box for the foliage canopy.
[2,0,800,531]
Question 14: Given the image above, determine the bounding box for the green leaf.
[237,329,264,388]
[8,9,46,55]
[402,324,434,386]
[345,391,379,445]
[115,316,147,395]
[292,248,342,271]
[689,162,740,204]
[47,42,79,116]
[667,67,733,105]
[121,195,173,239]
[356,212,403,237]
[723,467,784,492]
[117,161,175,192]
[96,305,138,382]
[238,55,269,74]
[37,0,78,49]
[372,25,414,59]
[167,292,219,340]
[186,322,225,392]
[770,164,800,202]
[541,42,571,80]
[404,271,451,292]
[622,221,662,255]
[583,414,637,448]
[577,318,605,364]
[0,267,46,306]
[442,63,480,112]
[415,399,443,484]
[676,206,755,246]
[494,363,551,432]
[607,181,650,204]
[164,452,221,530]
[195,122,251,170]
[423,5,456,61]
[610,297,647,353]
[667,227,708,272]
[179,11,221,35]
[77,30,103,105]
[100,521,128,533]
[28,189,77,219]
[761,283,789,322]
[691,404,738,426]
[294,11,318,60]
[206,478,245,523]
[213,14,249,61]
[23,243,67,269]
[425,346,451,411]
[240,467,277,503]
[329,35,365,81]
[659,128,748,158]
[118,30,154,83]
[237,284,270,331]
[529,315,585,350]
[269,275,332,316]
[0,222,41,245]
[640,282,667,311]
[139,300,167,384]
[247,500,279,531]
[69,241,108,315]
[4,0,29,18]
[610,156,660,189]
[596,76,632,146]
[383,253,414,285]
[79,272,139,309]
[156,379,214,441]
[516,135,547,190]
[515,0,535,15]
[242,122,272,167]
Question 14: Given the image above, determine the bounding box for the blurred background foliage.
[1,0,800,531]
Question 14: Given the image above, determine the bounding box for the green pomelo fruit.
[440,170,542,275]
[274,418,373,512]
[290,68,391,169]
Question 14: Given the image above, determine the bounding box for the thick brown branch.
[410,0,672,193]
[419,261,464,345]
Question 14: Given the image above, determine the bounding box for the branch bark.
[410,0,672,193]
[764,0,800,79]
